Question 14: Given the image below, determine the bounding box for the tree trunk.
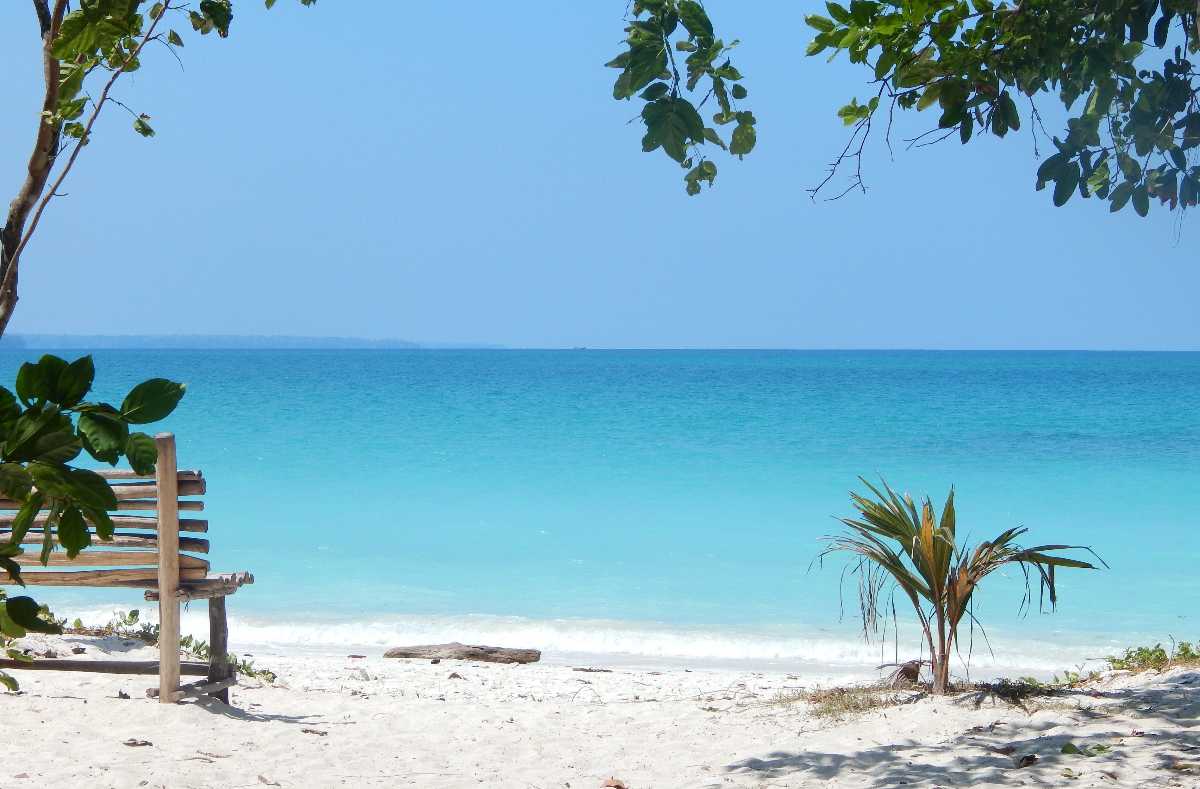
[932,613,950,694]
[0,1,66,338]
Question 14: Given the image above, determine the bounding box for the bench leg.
[157,594,181,703]
[207,596,232,704]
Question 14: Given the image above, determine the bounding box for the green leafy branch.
[607,0,757,194]
[1,0,316,338]
[804,0,1199,216]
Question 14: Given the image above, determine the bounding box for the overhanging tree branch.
[0,3,170,339]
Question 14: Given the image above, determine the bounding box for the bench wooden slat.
[0,499,204,512]
[94,470,203,481]
[12,551,209,569]
[143,572,254,602]
[8,567,207,586]
[0,515,208,533]
[0,531,208,553]
[105,479,206,499]
[0,658,208,676]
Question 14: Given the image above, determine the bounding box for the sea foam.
[63,604,1120,680]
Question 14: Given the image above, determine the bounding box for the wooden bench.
[0,433,253,703]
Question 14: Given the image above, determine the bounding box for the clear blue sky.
[1,3,1196,349]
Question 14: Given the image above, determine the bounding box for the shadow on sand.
[724,671,1200,787]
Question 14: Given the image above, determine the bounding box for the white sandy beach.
[2,633,1197,788]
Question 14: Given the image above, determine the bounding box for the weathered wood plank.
[106,479,205,499]
[4,567,206,586]
[12,551,208,569]
[208,597,232,703]
[0,658,207,676]
[0,515,209,533]
[156,433,181,704]
[142,572,253,601]
[0,499,204,512]
[0,531,208,553]
[94,469,202,481]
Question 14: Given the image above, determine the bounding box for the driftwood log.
[383,642,541,664]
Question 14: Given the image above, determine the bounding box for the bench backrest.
[0,433,209,589]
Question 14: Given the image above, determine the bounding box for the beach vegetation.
[1107,640,1200,671]
[821,478,1103,695]
[776,683,909,720]
[62,609,277,683]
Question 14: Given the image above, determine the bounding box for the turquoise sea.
[8,350,1199,678]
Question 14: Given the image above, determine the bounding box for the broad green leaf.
[57,356,94,408]
[120,379,186,424]
[15,355,66,405]
[642,98,705,162]
[1132,185,1149,216]
[4,597,60,634]
[8,492,44,547]
[615,44,668,99]
[81,506,115,540]
[0,606,26,639]
[57,507,90,558]
[678,1,713,39]
[125,432,157,476]
[198,0,233,37]
[640,82,670,101]
[805,14,836,32]
[1109,181,1134,211]
[730,122,755,156]
[63,468,119,512]
[78,411,129,464]
[29,431,82,464]
[1053,162,1080,206]
[0,464,33,502]
[1118,153,1141,181]
[702,127,727,149]
[0,387,19,425]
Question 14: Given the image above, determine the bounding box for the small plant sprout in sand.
[820,478,1104,695]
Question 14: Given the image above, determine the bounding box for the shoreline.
[50,603,1139,683]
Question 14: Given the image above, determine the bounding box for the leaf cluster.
[805,0,1200,215]
[607,0,757,194]
[47,0,315,144]
[0,354,185,580]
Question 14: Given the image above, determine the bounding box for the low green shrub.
[1107,641,1200,672]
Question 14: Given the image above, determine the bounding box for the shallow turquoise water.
[8,350,1199,674]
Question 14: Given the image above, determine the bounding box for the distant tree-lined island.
[0,334,504,350]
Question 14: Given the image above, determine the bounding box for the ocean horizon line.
[0,335,1197,353]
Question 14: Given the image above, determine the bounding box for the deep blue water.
[7,350,1199,674]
